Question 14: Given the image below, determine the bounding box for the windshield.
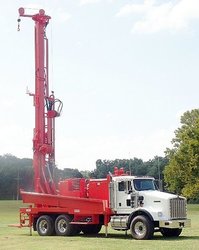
[133,179,157,191]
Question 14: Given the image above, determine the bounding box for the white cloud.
[79,0,100,6]
[116,0,199,33]
[54,9,72,23]
[116,0,155,17]
[79,0,115,6]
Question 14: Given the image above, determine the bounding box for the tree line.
[0,154,167,200]
[0,154,33,200]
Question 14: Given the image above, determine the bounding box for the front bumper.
[159,219,191,229]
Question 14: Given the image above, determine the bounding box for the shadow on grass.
[81,232,199,241]
[17,231,199,241]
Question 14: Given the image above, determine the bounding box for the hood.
[139,190,181,201]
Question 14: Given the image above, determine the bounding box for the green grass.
[0,201,199,250]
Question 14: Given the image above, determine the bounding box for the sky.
[1,0,199,171]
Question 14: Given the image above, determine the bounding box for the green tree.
[92,157,167,180]
[145,156,168,179]
[0,154,33,199]
[164,109,199,199]
[55,167,83,181]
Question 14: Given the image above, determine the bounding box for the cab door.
[115,180,132,214]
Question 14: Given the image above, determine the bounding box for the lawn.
[0,201,198,250]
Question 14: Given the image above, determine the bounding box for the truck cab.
[110,176,157,213]
[109,173,191,239]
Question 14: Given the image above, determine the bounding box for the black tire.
[160,228,182,237]
[81,224,102,235]
[36,215,54,236]
[130,215,154,240]
[55,214,78,236]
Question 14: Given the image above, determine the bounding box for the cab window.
[118,181,132,193]
[118,181,125,191]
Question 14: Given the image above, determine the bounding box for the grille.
[170,197,187,219]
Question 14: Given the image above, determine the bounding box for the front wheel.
[160,228,182,237]
[130,215,154,240]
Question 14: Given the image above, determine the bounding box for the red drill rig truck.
[15,8,190,240]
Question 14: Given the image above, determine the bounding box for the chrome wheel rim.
[58,219,67,233]
[39,220,48,234]
[134,221,146,236]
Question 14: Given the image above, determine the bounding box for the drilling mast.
[18,8,62,194]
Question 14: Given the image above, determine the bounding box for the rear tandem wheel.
[55,214,80,236]
[36,215,54,236]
